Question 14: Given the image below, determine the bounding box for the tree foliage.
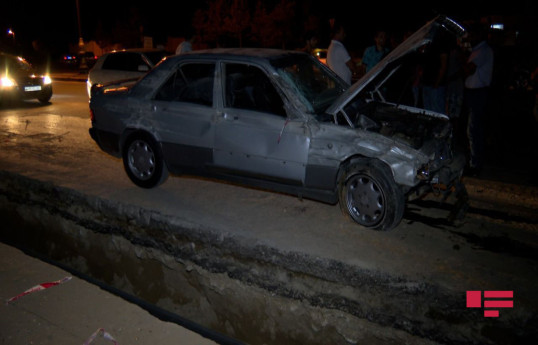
[193,0,297,48]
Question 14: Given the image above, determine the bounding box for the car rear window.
[102,52,147,71]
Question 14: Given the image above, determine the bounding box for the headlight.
[43,75,52,85]
[1,76,16,88]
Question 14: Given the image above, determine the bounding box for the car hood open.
[326,16,465,115]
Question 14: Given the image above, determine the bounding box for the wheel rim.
[127,139,155,181]
[346,174,385,227]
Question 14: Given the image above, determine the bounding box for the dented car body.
[89,16,467,230]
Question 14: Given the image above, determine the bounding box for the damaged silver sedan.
[89,16,467,231]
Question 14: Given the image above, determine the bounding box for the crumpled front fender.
[309,124,431,188]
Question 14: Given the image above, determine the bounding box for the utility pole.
[76,0,84,50]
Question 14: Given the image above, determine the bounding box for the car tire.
[38,88,52,104]
[338,158,404,231]
[122,132,168,188]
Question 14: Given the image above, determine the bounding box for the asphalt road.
[1,79,537,343]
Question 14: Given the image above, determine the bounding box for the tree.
[193,0,296,48]
[251,0,296,48]
[223,0,251,47]
[193,0,250,47]
[193,0,225,46]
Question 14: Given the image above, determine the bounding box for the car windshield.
[0,55,33,73]
[271,54,346,115]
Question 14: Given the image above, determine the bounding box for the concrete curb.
[0,242,222,345]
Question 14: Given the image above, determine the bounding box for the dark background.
[2,0,536,56]
[2,1,537,183]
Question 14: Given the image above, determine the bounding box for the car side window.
[102,52,148,72]
[225,63,285,117]
[155,63,215,106]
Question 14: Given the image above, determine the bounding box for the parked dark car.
[79,51,99,70]
[0,52,52,105]
[89,16,467,231]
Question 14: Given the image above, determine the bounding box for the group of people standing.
[322,20,493,176]
[324,24,388,84]
[415,22,494,175]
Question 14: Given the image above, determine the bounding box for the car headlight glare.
[43,75,52,85]
[1,76,16,88]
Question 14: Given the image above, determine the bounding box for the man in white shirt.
[175,30,195,55]
[463,22,494,175]
[327,23,357,85]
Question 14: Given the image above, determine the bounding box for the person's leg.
[466,88,487,170]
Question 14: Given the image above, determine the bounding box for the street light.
[7,28,15,42]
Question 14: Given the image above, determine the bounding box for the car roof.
[175,48,306,60]
[103,48,167,55]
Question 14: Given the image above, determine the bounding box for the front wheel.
[122,133,168,188]
[338,158,404,231]
[38,87,52,104]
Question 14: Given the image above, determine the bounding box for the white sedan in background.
[87,48,169,97]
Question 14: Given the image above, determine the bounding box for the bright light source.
[490,23,504,30]
[1,76,16,88]
[43,75,52,85]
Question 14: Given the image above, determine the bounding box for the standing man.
[299,31,319,56]
[362,30,390,73]
[176,29,195,55]
[327,22,357,85]
[463,22,494,176]
[420,37,450,114]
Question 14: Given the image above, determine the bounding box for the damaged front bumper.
[411,150,469,221]
[418,150,466,186]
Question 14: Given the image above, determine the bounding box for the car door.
[150,62,217,171]
[213,62,310,185]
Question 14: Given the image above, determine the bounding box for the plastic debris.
[83,328,118,345]
[6,276,72,304]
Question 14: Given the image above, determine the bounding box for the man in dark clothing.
[420,37,450,114]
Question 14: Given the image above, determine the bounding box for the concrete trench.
[0,171,532,344]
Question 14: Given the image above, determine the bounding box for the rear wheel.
[122,133,168,188]
[338,158,404,231]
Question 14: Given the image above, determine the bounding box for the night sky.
[2,0,536,57]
